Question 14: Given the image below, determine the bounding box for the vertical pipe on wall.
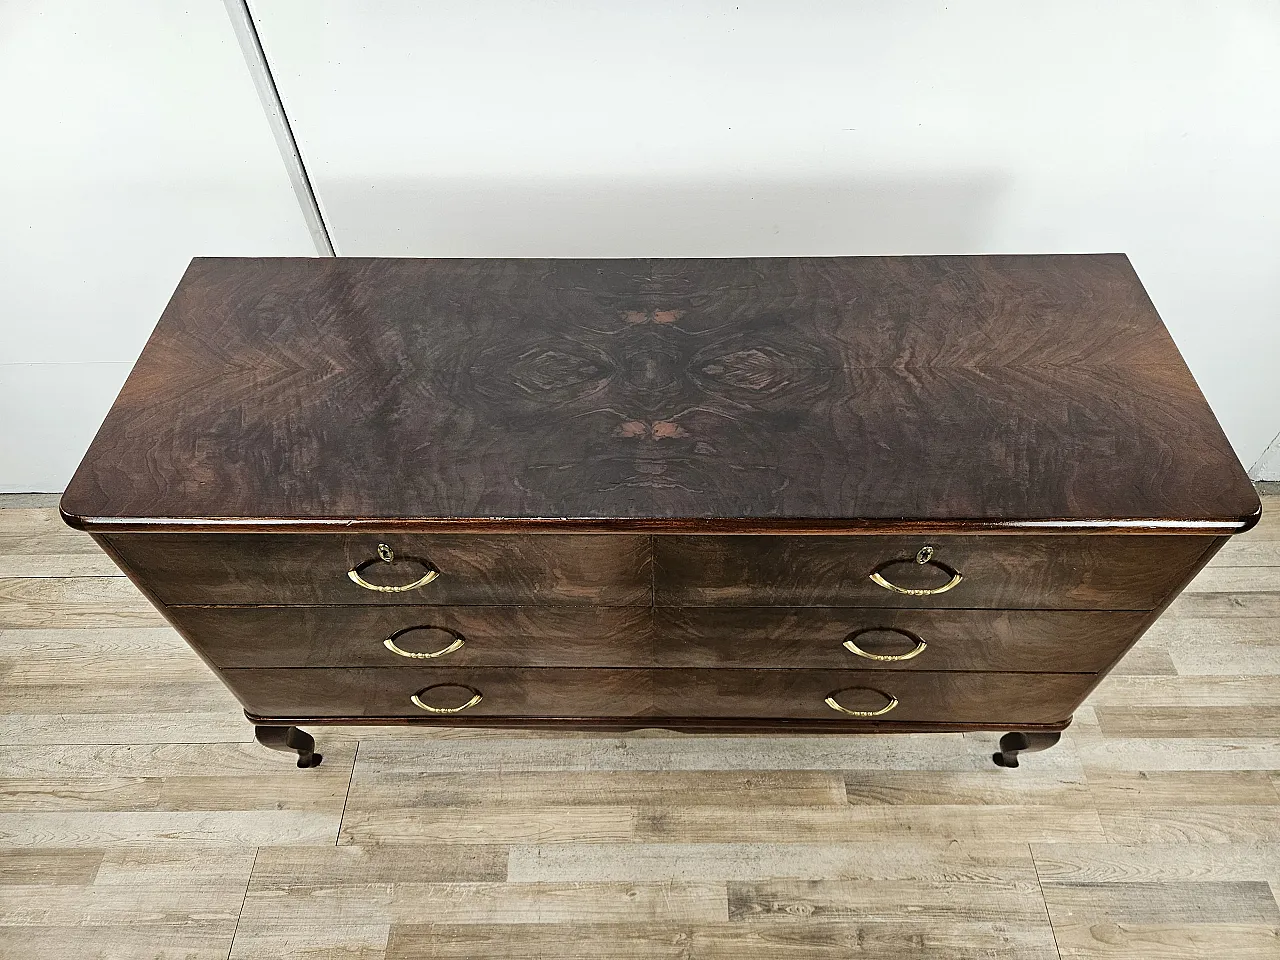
[222,0,336,256]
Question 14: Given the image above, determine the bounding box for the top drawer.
[654,534,1215,610]
[102,533,651,606]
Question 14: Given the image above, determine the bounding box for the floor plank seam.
[337,737,360,846]
[1030,842,1065,960]
[226,845,258,960]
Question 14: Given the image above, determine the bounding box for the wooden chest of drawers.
[61,255,1260,768]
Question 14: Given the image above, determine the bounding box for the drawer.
[166,605,652,668]
[171,604,1148,674]
[654,535,1214,610]
[223,666,1096,725]
[654,608,1150,673]
[103,533,650,606]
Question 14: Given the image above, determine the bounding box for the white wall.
[252,0,1280,473]
[0,1,316,492]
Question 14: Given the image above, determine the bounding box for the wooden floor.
[1,498,1278,959]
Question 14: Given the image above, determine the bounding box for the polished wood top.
[62,255,1259,533]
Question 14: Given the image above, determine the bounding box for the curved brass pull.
[411,683,483,714]
[824,687,899,717]
[348,543,440,593]
[842,628,927,662]
[869,544,963,597]
[384,626,465,660]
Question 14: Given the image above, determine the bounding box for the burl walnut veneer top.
[62,255,1259,533]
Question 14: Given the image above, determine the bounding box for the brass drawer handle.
[384,625,465,660]
[869,544,963,597]
[411,683,483,714]
[843,627,927,662]
[824,687,899,717]
[348,543,440,593]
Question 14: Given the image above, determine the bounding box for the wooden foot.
[992,731,1060,768]
[255,725,323,767]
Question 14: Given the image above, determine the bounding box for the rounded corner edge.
[57,496,91,531]
[1234,493,1264,534]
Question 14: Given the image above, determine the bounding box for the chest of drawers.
[61,255,1260,768]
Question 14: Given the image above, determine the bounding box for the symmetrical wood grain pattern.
[2,500,1278,960]
[221,666,1096,724]
[60,256,1258,532]
[166,604,1151,672]
[107,530,1217,610]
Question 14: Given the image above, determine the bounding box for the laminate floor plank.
[0,499,1275,959]
[1070,736,1280,771]
[1212,539,1280,566]
[1041,881,1280,959]
[726,877,1046,922]
[0,576,164,628]
[0,527,102,555]
[0,525,122,579]
[1083,770,1280,807]
[506,840,1040,883]
[0,880,249,925]
[383,921,1061,959]
[1183,567,1280,594]
[227,921,390,960]
[1030,842,1280,884]
[0,741,355,779]
[1081,675,1280,707]
[0,810,341,846]
[2,681,239,715]
[1142,618,1280,676]
[0,508,84,536]
[843,769,1093,806]
[0,848,103,885]
[0,554,123,579]
[249,844,508,884]
[1164,593,1280,618]
[1104,646,1179,676]
[0,924,238,960]
[339,806,638,845]
[1099,806,1280,844]
[0,712,253,745]
[631,804,1107,843]
[347,769,849,809]
[240,880,728,926]
[0,627,211,683]
[1094,706,1280,739]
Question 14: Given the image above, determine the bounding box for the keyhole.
[916,545,934,564]
[377,543,395,563]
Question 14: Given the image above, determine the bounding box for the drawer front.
[104,533,650,606]
[653,608,1150,673]
[166,605,652,668]
[654,535,1212,610]
[223,666,1096,725]
[171,604,1147,674]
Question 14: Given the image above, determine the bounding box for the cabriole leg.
[992,731,1060,768]
[255,725,323,767]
